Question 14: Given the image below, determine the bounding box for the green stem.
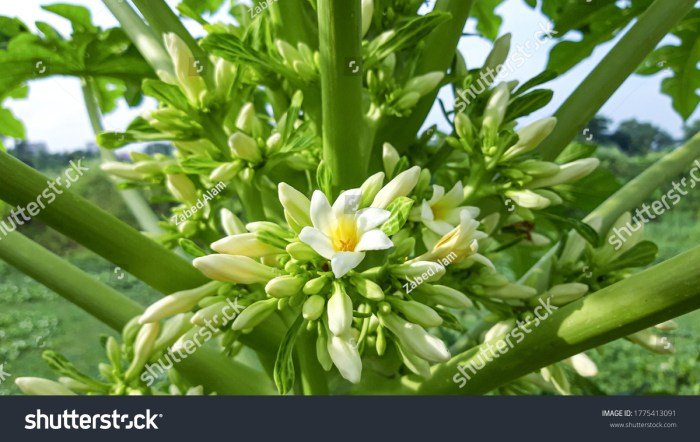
[373,0,473,160]
[418,244,700,394]
[0,231,271,394]
[81,79,163,234]
[101,0,173,77]
[537,0,696,160]
[317,0,367,192]
[297,328,329,395]
[270,0,317,48]
[0,150,208,294]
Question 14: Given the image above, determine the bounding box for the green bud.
[412,284,472,309]
[391,261,445,283]
[533,189,563,206]
[278,183,312,231]
[547,283,588,305]
[140,281,221,323]
[101,162,149,181]
[236,103,262,137]
[361,0,374,37]
[404,72,444,97]
[228,132,262,163]
[505,189,551,210]
[327,282,353,336]
[389,299,442,328]
[231,298,278,331]
[166,174,198,205]
[382,142,400,177]
[266,275,306,298]
[526,158,600,189]
[481,33,511,83]
[376,325,387,356]
[517,160,560,177]
[303,275,330,295]
[303,295,325,321]
[125,322,160,381]
[482,83,510,136]
[209,162,243,182]
[396,91,421,110]
[379,313,450,363]
[286,241,319,261]
[358,172,385,209]
[501,117,557,161]
[106,337,121,368]
[349,275,385,301]
[455,113,473,141]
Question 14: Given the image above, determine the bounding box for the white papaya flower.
[193,254,280,284]
[416,209,491,268]
[410,181,480,237]
[327,334,362,384]
[211,233,285,258]
[299,189,393,278]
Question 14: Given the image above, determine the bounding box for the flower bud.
[655,320,678,331]
[358,172,385,208]
[163,33,206,107]
[220,208,247,235]
[140,281,221,323]
[303,295,325,321]
[455,113,473,141]
[154,313,194,350]
[303,275,330,295]
[392,261,446,283]
[101,162,149,181]
[278,183,312,230]
[235,103,262,137]
[266,275,306,298]
[567,353,598,377]
[349,275,385,301]
[166,174,198,205]
[390,299,442,328]
[518,160,560,177]
[526,158,600,189]
[209,162,242,182]
[481,33,511,80]
[193,254,280,284]
[482,83,510,135]
[547,283,588,305]
[327,283,353,336]
[231,298,278,331]
[404,72,444,97]
[379,313,450,363]
[382,142,400,177]
[211,233,284,258]
[502,117,557,161]
[190,301,231,326]
[396,91,421,110]
[229,133,262,164]
[505,189,551,210]
[327,335,362,384]
[533,189,562,206]
[484,319,515,342]
[361,0,374,37]
[484,282,537,300]
[15,377,77,396]
[125,322,160,381]
[286,241,319,261]
[413,284,472,308]
[371,166,420,209]
[627,329,674,354]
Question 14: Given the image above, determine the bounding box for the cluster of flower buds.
[275,40,318,83]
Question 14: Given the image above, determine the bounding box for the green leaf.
[555,142,597,164]
[603,241,659,272]
[472,0,505,41]
[513,70,558,96]
[281,90,304,144]
[178,238,207,258]
[273,315,304,395]
[539,212,599,247]
[42,3,96,32]
[316,160,333,198]
[380,197,414,236]
[504,89,553,122]
[142,79,190,111]
[0,107,25,139]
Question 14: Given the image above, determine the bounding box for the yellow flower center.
[332,216,359,252]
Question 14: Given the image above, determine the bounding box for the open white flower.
[410,182,480,246]
[299,189,393,278]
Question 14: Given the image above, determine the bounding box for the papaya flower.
[299,189,393,278]
[410,181,480,245]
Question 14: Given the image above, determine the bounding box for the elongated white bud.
[506,189,551,209]
[372,166,421,209]
[481,33,511,79]
[455,113,473,141]
[276,39,302,65]
[16,377,77,396]
[266,275,306,298]
[484,319,515,342]
[236,103,262,136]
[190,301,232,326]
[392,261,445,283]
[627,329,674,354]
[527,158,600,189]
[193,255,280,284]
[228,132,262,163]
[502,117,557,161]
[547,283,588,305]
[163,33,207,107]
[327,335,362,384]
[413,284,472,308]
[382,142,400,177]
[482,83,510,135]
[166,174,198,205]
[380,313,450,363]
[361,0,374,37]
[220,208,247,235]
[125,323,160,381]
[359,172,385,208]
[567,353,598,377]
[278,183,312,230]
[211,233,284,258]
[327,283,353,336]
[404,72,444,97]
[140,282,221,323]
[231,298,278,331]
[209,162,242,182]
[390,299,442,328]
[655,320,678,331]
[302,295,325,321]
[101,162,148,181]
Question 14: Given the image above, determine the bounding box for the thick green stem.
[0,150,208,294]
[81,79,163,234]
[101,0,173,77]
[317,0,368,192]
[419,245,700,394]
[0,231,271,394]
[373,0,473,160]
[537,0,696,160]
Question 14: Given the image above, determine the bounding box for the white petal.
[442,181,464,207]
[327,335,362,384]
[332,188,362,217]
[355,229,393,252]
[420,200,434,221]
[428,184,445,204]
[423,219,454,236]
[299,227,335,259]
[310,190,333,235]
[356,207,391,232]
[331,251,365,278]
[327,287,353,335]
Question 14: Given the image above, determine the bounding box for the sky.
[1,0,698,152]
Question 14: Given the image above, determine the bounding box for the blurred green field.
[0,149,698,395]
